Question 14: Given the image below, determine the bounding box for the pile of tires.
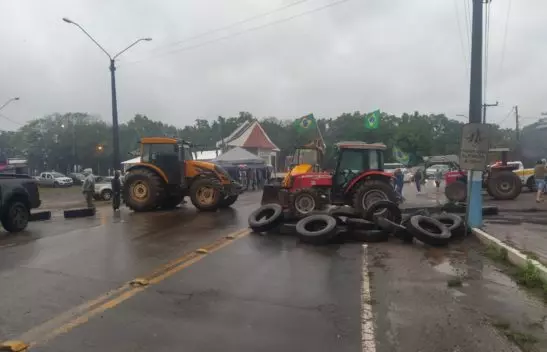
[248,201,469,247]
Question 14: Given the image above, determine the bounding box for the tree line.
[0,110,526,174]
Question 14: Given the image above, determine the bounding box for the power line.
[497,106,514,126]
[147,0,312,55]
[123,0,353,67]
[0,113,24,126]
[498,0,512,83]
[463,0,472,56]
[453,0,469,75]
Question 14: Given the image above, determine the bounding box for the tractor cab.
[330,141,390,205]
[282,141,325,188]
[138,137,192,186]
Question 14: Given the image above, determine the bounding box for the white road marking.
[361,244,376,352]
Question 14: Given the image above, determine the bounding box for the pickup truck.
[37,171,73,187]
[0,174,41,232]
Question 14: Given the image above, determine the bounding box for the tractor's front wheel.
[289,188,323,218]
[189,178,222,211]
[123,169,165,212]
[352,179,398,216]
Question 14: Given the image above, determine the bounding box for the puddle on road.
[421,240,547,350]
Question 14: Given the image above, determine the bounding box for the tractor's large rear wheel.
[190,178,222,211]
[486,171,521,200]
[352,179,398,216]
[123,169,165,212]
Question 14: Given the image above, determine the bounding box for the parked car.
[0,174,41,232]
[68,172,86,186]
[93,177,123,201]
[37,172,73,187]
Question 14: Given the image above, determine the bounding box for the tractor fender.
[125,163,169,184]
[344,171,393,194]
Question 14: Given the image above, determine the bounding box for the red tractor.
[443,148,522,202]
[262,141,397,217]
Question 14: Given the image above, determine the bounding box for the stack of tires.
[248,201,468,247]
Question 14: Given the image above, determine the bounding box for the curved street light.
[62,17,151,170]
[0,97,20,112]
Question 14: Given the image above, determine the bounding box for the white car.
[38,171,73,187]
[94,177,124,201]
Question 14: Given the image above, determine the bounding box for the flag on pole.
[364,110,381,130]
[294,113,317,133]
[392,145,410,165]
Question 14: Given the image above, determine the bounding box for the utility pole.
[482,101,499,123]
[515,105,520,141]
[466,0,485,228]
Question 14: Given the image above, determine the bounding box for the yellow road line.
[5,227,251,350]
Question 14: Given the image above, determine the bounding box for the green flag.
[294,113,317,133]
[392,145,410,165]
[365,110,380,130]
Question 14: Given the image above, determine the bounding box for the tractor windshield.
[294,148,319,165]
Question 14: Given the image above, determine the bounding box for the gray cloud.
[0,0,545,131]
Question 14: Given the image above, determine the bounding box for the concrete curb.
[472,227,547,283]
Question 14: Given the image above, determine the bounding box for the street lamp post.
[0,97,20,112]
[62,17,151,171]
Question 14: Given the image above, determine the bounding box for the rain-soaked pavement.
[1,187,546,351]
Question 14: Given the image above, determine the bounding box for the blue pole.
[466,0,484,228]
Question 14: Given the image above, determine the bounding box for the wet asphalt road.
[1,188,546,351]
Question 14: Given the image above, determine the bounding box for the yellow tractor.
[123,137,242,212]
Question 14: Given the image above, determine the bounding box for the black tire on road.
[1,200,30,233]
[189,178,222,211]
[363,200,402,224]
[407,215,451,246]
[373,216,406,235]
[295,214,338,245]
[432,213,465,237]
[352,179,398,216]
[346,218,377,231]
[526,176,537,192]
[218,195,238,208]
[445,181,467,202]
[124,168,165,212]
[248,204,284,233]
[486,170,522,200]
[101,189,113,201]
[289,189,323,217]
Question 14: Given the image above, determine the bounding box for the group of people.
[534,159,547,203]
[392,167,444,202]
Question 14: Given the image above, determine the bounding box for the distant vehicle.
[94,176,123,201]
[0,174,41,232]
[425,164,451,179]
[38,172,73,187]
[68,172,85,186]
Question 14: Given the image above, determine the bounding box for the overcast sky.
[0,0,545,131]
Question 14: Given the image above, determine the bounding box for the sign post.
[460,123,491,228]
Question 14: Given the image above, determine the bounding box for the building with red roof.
[216,119,279,167]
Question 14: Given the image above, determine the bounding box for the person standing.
[82,173,96,209]
[414,168,423,193]
[534,160,546,203]
[393,168,405,202]
[434,168,443,191]
[111,170,121,211]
